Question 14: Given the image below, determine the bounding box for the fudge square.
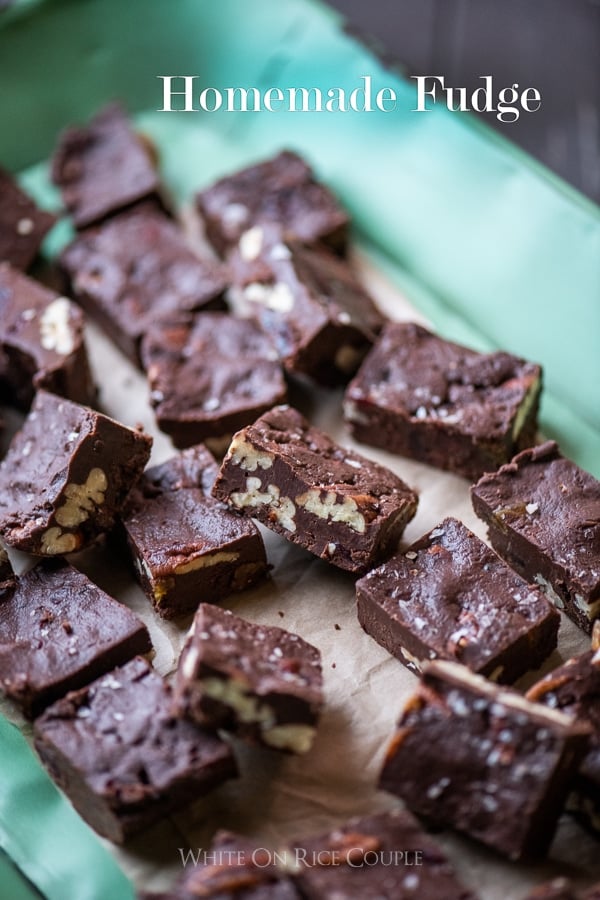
[0,262,96,409]
[120,444,268,618]
[0,390,152,555]
[213,406,418,575]
[292,810,476,900]
[0,166,56,270]
[60,201,227,366]
[344,321,542,481]
[356,517,559,684]
[51,102,161,229]
[173,603,323,754]
[141,312,287,452]
[196,149,349,257]
[472,441,600,633]
[0,559,151,718]
[379,660,589,860]
[527,647,600,835]
[34,657,236,843]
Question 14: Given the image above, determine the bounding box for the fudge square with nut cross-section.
[0,166,56,271]
[472,441,600,633]
[212,406,418,575]
[120,444,268,619]
[0,390,152,555]
[34,656,236,843]
[379,660,590,860]
[173,603,323,754]
[356,517,559,684]
[344,322,542,481]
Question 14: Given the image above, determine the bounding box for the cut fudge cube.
[213,406,418,575]
[0,262,96,409]
[141,312,286,452]
[0,390,152,555]
[292,810,476,900]
[356,516,559,683]
[0,166,56,270]
[120,445,268,618]
[0,559,151,718]
[471,441,600,633]
[60,202,227,365]
[344,322,542,480]
[196,150,349,257]
[51,102,161,229]
[173,604,323,754]
[379,660,589,860]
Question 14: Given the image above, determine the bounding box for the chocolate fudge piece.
[51,103,160,229]
[34,657,236,843]
[121,445,268,618]
[356,517,559,683]
[379,660,589,860]
[173,604,323,753]
[292,810,476,900]
[527,648,600,835]
[230,238,385,386]
[0,559,151,718]
[141,313,286,452]
[0,166,56,270]
[472,441,600,633]
[0,390,152,555]
[344,322,542,481]
[61,202,227,365]
[213,406,418,575]
[197,150,349,257]
[0,262,96,409]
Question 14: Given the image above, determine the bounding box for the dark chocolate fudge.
[61,202,227,365]
[356,517,559,683]
[121,445,268,618]
[0,262,96,409]
[0,559,151,718]
[51,103,160,229]
[173,603,323,753]
[213,406,418,575]
[34,657,236,842]
[196,150,349,257]
[527,648,600,835]
[344,322,542,480]
[472,441,600,633]
[0,166,56,270]
[141,313,286,452]
[292,810,476,900]
[0,390,152,555]
[379,660,589,860]
[229,239,385,386]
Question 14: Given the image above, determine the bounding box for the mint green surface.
[0,849,42,900]
[0,0,599,897]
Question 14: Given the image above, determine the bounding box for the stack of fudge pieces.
[0,101,599,898]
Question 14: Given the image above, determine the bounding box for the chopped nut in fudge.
[0,166,56,270]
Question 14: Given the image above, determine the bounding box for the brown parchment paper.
[3,248,598,899]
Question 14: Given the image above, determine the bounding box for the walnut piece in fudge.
[34,657,236,843]
[0,166,56,270]
[196,149,349,257]
[213,406,418,575]
[0,559,151,718]
[356,517,559,683]
[141,313,286,452]
[379,660,589,860]
[120,445,268,619]
[472,441,600,633]
[60,202,227,365]
[0,262,96,409]
[344,322,542,481]
[173,604,323,754]
[0,390,152,555]
[51,102,161,229]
